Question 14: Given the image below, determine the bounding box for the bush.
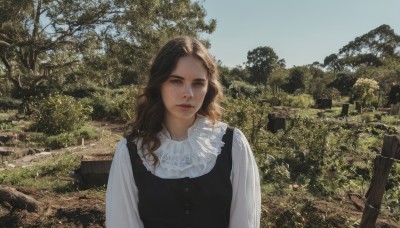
[0,96,22,110]
[24,132,47,147]
[32,94,92,135]
[228,81,261,97]
[89,86,138,121]
[289,94,314,109]
[45,133,76,149]
[74,125,100,140]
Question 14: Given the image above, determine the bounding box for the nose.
[183,84,193,98]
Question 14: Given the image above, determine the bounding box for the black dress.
[126,126,234,228]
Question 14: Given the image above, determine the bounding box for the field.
[0,102,400,227]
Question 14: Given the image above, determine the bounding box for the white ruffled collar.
[136,115,227,178]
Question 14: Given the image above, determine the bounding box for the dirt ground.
[0,121,124,227]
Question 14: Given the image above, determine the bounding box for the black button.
[184,179,189,184]
[184,202,190,207]
[184,187,189,192]
[185,210,190,215]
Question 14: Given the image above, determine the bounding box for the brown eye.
[169,79,182,84]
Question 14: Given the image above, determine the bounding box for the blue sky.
[201,0,400,68]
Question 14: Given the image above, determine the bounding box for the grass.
[0,152,80,191]
[0,110,17,121]
[295,106,342,118]
[381,114,400,125]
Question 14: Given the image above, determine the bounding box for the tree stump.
[0,186,40,212]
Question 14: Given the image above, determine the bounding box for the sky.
[201,0,400,68]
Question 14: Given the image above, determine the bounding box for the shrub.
[289,94,314,109]
[0,96,22,110]
[89,86,138,121]
[74,125,100,140]
[25,132,47,147]
[352,78,379,106]
[32,94,92,135]
[228,81,261,97]
[45,133,76,149]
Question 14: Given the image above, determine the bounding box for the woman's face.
[161,55,208,124]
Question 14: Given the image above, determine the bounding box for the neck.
[163,115,197,141]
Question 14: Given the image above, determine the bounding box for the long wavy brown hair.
[128,36,223,165]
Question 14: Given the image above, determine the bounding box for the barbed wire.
[364,199,381,212]
[375,154,400,163]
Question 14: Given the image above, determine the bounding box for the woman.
[106,36,261,228]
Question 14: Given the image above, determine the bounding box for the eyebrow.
[168,75,207,82]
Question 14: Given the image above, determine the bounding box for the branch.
[0,55,11,71]
[0,56,20,88]
[0,34,13,44]
[30,0,43,71]
[41,60,80,70]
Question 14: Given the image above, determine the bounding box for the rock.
[27,148,37,155]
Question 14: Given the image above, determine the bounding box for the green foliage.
[32,94,92,135]
[74,125,100,140]
[327,72,357,95]
[222,95,392,199]
[324,24,400,72]
[282,66,310,94]
[0,0,216,98]
[0,96,21,110]
[267,69,289,94]
[380,115,400,126]
[288,94,314,109]
[245,46,285,85]
[24,132,47,147]
[0,152,80,190]
[45,133,76,149]
[228,81,261,97]
[22,125,100,149]
[360,113,375,123]
[222,96,270,145]
[89,86,138,121]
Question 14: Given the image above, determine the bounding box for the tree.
[283,67,310,94]
[0,0,117,97]
[327,72,357,96]
[323,24,400,72]
[339,24,400,58]
[268,68,288,95]
[352,78,380,106]
[245,46,285,86]
[0,0,216,97]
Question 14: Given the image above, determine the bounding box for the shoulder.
[218,122,248,145]
[113,138,130,161]
[232,128,250,150]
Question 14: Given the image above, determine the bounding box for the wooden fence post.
[360,135,399,227]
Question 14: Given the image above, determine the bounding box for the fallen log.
[0,186,39,212]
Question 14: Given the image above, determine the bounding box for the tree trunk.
[0,186,40,212]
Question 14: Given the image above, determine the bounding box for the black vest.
[126,126,234,228]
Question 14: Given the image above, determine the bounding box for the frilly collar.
[136,115,227,177]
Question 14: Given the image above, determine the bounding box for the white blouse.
[106,115,261,228]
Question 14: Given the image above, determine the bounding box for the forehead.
[171,55,208,79]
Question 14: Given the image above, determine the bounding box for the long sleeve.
[229,129,261,228]
[106,139,144,228]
